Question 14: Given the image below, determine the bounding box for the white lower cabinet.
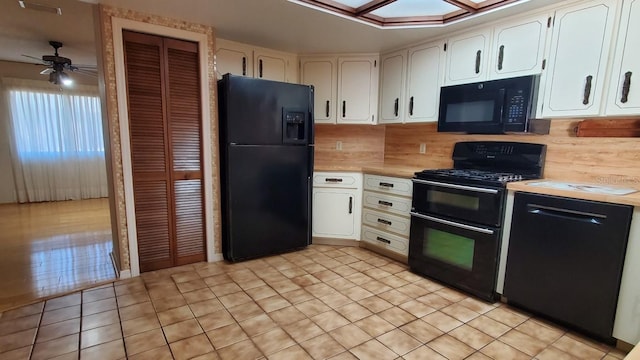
[312,172,362,240]
[361,174,412,257]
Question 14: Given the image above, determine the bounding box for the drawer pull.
[379,182,394,188]
[325,178,343,183]
[376,236,391,244]
[378,200,393,207]
[377,218,392,226]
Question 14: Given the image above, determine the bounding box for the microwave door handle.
[498,88,507,122]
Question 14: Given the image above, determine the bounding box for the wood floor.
[0,198,115,312]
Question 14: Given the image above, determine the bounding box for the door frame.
[112,17,217,277]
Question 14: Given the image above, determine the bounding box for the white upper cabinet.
[489,14,550,80]
[444,29,492,85]
[337,56,379,124]
[406,41,446,123]
[254,49,298,83]
[379,51,407,124]
[215,39,253,78]
[301,57,337,124]
[541,0,619,118]
[606,0,640,115]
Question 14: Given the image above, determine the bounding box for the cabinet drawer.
[363,191,411,216]
[313,172,362,188]
[362,226,408,255]
[362,208,410,236]
[364,175,412,197]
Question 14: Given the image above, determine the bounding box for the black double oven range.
[409,141,546,302]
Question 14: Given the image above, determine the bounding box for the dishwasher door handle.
[527,204,605,225]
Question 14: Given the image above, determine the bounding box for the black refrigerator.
[218,74,314,262]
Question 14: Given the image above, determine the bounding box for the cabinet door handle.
[377,218,392,226]
[622,71,632,104]
[242,57,247,76]
[325,100,330,117]
[498,45,504,71]
[348,197,353,214]
[259,59,263,78]
[379,182,394,188]
[376,236,391,244]
[409,96,414,116]
[378,200,393,207]
[394,98,399,117]
[475,50,482,74]
[583,75,593,105]
[325,178,343,183]
[342,101,346,118]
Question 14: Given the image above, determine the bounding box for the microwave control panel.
[506,89,528,124]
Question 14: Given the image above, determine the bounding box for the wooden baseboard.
[359,241,408,264]
[312,237,360,247]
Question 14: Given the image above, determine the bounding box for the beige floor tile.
[377,289,411,306]
[189,298,224,318]
[0,327,38,353]
[218,292,253,309]
[515,319,565,344]
[183,288,216,304]
[115,282,147,297]
[357,296,393,313]
[170,334,215,360]
[117,291,151,308]
[311,310,350,332]
[416,293,453,309]
[227,301,265,322]
[206,323,248,350]
[335,302,372,322]
[468,315,511,338]
[427,334,475,360]
[119,301,156,321]
[209,282,242,297]
[378,306,416,327]
[480,340,531,360]
[239,313,278,337]
[465,352,494,360]
[553,334,607,359]
[80,323,122,349]
[203,275,233,288]
[245,285,278,301]
[485,306,529,328]
[45,293,82,311]
[0,313,40,336]
[441,303,481,323]
[435,288,468,302]
[171,271,201,284]
[268,306,306,326]
[400,319,443,343]
[128,345,175,360]
[398,299,437,318]
[82,287,115,304]
[349,339,397,360]
[354,314,396,338]
[300,333,345,359]
[197,309,236,331]
[279,289,314,305]
[536,346,580,360]
[396,283,429,298]
[124,328,167,356]
[252,328,295,355]
[157,305,194,326]
[121,314,160,337]
[319,293,352,309]
[449,324,494,350]
[376,328,421,355]
[329,324,371,349]
[37,318,81,343]
[31,333,79,360]
[0,346,33,360]
[294,299,331,317]
[458,297,497,314]
[41,305,81,326]
[257,295,291,313]
[342,286,374,301]
[82,298,117,316]
[378,275,409,288]
[306,283,339,298]
[282,318,325,344]
[152,294,187,312]
[291,274,322,287]
[177,279,208,293]
[216,338,261,360]
[359,280,392,295]
[163,318,203,343]
[82,309,119,331]
[268,344,313,360]
[80,338,125,360]
[498,329,548,356]
[192,350,221,360]
[402,345,448,360]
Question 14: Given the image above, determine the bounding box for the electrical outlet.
[419,143,427,154]
[336,141,343,151]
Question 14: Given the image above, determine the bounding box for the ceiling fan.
[22,41,97,85]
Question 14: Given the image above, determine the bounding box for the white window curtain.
[3,78,108,203]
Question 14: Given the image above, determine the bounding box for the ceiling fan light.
[59,71,73,86]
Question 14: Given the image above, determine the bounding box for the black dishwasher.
[504,192,632,343]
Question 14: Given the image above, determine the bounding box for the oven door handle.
[410,212,495,235]
[412,179,499,194]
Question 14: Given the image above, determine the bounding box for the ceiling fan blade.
[72,68,98,77]
[40,68,54,75]
[72,64,97,69]
[22,54,45,63]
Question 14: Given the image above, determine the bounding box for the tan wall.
[98,5,220,272]
[383,121,640,185]
[315,125,386,168]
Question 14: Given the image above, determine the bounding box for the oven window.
[428,190,480,210]
[424,228,474,270]
[446,100,494,123]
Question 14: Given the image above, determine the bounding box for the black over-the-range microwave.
[438,75,548,134]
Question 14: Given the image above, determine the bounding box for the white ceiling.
[0,0,563,69]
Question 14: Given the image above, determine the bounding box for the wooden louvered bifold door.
[123,31,204,272]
